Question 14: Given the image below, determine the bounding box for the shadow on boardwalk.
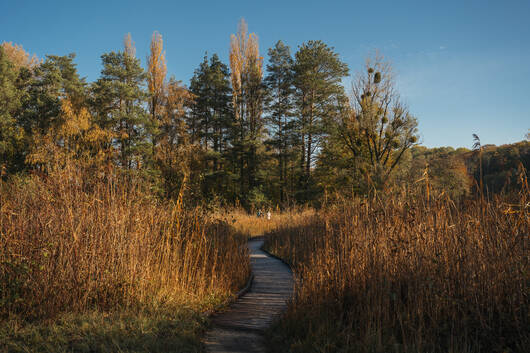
[204,239,293,353]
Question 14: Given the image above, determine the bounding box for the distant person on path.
[267,210,271,220]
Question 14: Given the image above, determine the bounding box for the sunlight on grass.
[264,187,529,353]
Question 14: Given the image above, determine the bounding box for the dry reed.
[264,186,529,352]
[0,164,250,321]
[220,208,315,238]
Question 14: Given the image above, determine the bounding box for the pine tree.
[6,52,89,174]
[293,40,349,200]
[188,55,209,145]
[208,54,232,163]
[189,53,234,200]
[190,55,232,155]
[20,54,87,135]
[264,40,296,204]
[91,35,150,170]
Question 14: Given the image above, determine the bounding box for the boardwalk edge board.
[204,272,255,318]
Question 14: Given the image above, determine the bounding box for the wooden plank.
[204,239,294,352]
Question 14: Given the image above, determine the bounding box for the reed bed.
[0,164,250,322]
[264,187,529,352]
[220,208,315,238]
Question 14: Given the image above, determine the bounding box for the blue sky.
[2,0,529,148]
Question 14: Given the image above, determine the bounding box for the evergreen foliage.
[264,40,296,204]
[292,40,349,201]
[91,49,150,170]
[0,46,25,174]
[1,27,525,206]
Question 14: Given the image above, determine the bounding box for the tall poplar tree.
[147,31,167,154]
[229,18,264,200]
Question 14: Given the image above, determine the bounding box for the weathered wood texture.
[204,239,293,353]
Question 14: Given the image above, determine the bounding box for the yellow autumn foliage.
[27,98,112,168]
[123,33,136,58]
[1,41,39,70]
[156,80,195,164]
[147,31,167,104]
[229,18,263,122]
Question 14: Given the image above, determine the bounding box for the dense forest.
[3,19,526,209]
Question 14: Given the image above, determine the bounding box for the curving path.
[204,238,293,353]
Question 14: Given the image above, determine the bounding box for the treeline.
[1,20,526,208]
[398,141,529,199]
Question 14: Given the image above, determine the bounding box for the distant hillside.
[406,140,529,197]
[465,140,530,194]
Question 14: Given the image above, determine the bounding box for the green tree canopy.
[293,40,349,199]
[91,49,150,170]
[264,40,297,204]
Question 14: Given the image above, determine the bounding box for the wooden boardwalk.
[204,238,293,353]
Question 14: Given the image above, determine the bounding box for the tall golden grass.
[0,164,250,321]
[221,208,315,238]
[264,183,529,352]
